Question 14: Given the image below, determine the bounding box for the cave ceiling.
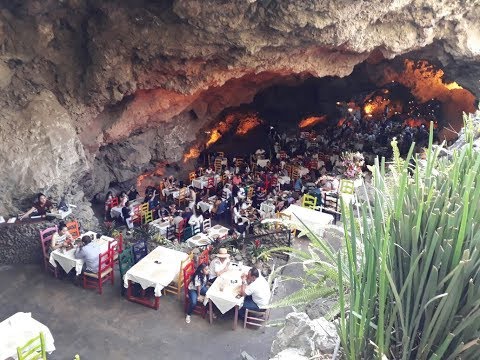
[0,0,479,213]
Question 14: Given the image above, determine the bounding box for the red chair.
[131,205,142,226]
[110,197,119,208]
[39,226,58,278]
[198,246,211,266]
[108,234,122,263]
[271,176,278,190]
[183,262,207,317]
[66,220,80,239]
[206,177,215,196]
[176,219,187,241]
[83,249,114,295]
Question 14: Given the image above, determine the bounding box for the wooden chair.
[285,164,293,178]
[131,205,142,226]
[110,197,119,208]
[247,186,254,200]
[66,220,80,239]
[244,278,279,329]
[339,179,355,195]
[166,225,177,241]
[192,224,201,235]
[119,246,134,295]
[176,219,187,241]
[132,239,148,263]
[183,262,207,318]
[270,176,279,191]
[302,194,318,210]
[163,253,193,298]
[197,246,211,266]
[221,173,229,185]
[189,171,196,182]
[202,218,211,232]
[276,212,295,235]
[39,226,58,278]
[142,210,154,224]
[292,167,300,180]
[214,158,223,173]
[139,202,149,215]
[183,226,194,242]
[83,249,114,295]
[177,187,188,206]
[108,236,121,263]
[16,332,46,360]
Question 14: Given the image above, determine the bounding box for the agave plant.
[338,116,480,359]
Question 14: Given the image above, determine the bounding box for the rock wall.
[0,0,480,217]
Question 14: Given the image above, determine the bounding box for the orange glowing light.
[183,147,201,163]
[364,103,375,114]
[445,82,463,90]
[298,115,327,129]
[236,115,262,135]
[206,130,222,147]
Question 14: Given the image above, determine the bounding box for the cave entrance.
[186,59,476,169]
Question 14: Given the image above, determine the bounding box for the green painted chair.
[17,332,46,360]
[301,194,318,210]
[119,246,134,295]
[339,179,355,195]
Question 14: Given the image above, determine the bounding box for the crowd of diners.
[103,132,347,239]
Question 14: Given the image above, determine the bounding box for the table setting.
[48,231,112,275]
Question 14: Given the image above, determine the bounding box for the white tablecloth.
[204,265,250,314]
[256,159,270,168]
[278,176,291,185]
[0,312,55,360]
[191,175,220,190]
[149,219,170,235]
[48,231,112,275]
[186,233,212,248]
[110,199,141,218]
[123,246,188,297]
[197,201,214,213]
[208,224,230,239]
[281,205,333,237]
[46,208,72,220]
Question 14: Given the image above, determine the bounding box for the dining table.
[0,312,55,360]
[203,264,251,330]
[149,218,171,236]
[185,225,230,248]
[123,246,189,310]
[48,231,113,275]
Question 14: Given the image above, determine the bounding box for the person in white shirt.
[208,248,230,282]
[188,208,203,231]
[187,186,196,210]
[239,268,271,318]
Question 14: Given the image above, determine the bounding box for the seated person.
[173,211,184,231]
[119,191,128,207]
[146,189,160,214]
[186,263,209,324]
[212,198,227,219]
[19,193,54,220]
[294,177,303,193]
[239,268,271,318]
[104,191,115,220]
[127,186,139,201]
[188,208,203,230]
[182,206,193,222]
[222,184,232,201]
[209,248,231,282]
[310,184,323,208]
[235,219,248,238]
[74,235,101,273]
[122,201,133,230]
[187,186,197,210]
[50,222,74,252]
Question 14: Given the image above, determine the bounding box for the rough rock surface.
[0,0,480,217]
[270,312,338,358]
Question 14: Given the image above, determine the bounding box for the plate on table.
[198,239,209,245]
[213,225,222,230]
[192,235,202,240]
[219,228,228,234]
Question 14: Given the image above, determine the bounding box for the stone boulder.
[270,312,338,358]
[269,348,309,360]
[0,90,89,215]
[305,297,337,320]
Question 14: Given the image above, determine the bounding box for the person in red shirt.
[19,193,54,220]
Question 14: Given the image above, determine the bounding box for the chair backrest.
[98,249,113,275]
[247,186,254,199]
[270,176,278,187]
[119,246,134,279]
[110,197,119,208]
[214,158,222,172]
[202,218,211,231]
[292,167,300,179]
[198,247,210,266]
[17,332,46,360]
[108,238,120,259]
[142,210,154,224]
[177,218,187,233]
[192,224,201,235]
[302,194,317,210]
[207,177,215,189]
[339,179,355,195]
[183,226,194,241]
[66,220,80,239]
[178,187,188,199]
[178,253,193,287]
[166,225,177,240]
[189,171,196,182]
[139,202,149,214]
[39,226,58,258]
[114,233,123,253]
[183,261,195,297]
[132,239,148,263]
